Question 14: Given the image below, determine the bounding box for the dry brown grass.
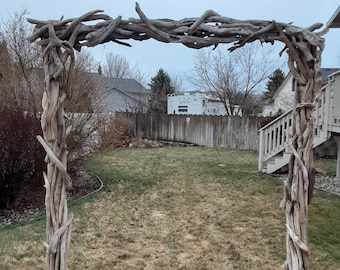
[1,147,339,269]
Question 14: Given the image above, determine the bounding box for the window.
[178,105,188,112]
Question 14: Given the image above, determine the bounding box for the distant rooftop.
[327,5,340,28]
[89,72,149,94]
[321,68,340,85]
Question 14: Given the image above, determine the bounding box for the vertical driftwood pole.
[36,22,74,270]
[280,30,324,269]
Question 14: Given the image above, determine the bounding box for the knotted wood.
[27,3,327,269]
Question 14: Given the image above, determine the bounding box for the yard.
[0,147,339,269]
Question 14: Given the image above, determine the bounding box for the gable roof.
[101,77,149,95]
[90,73,150,112]
[90,73,149,94]
[271,68,340,99]
[327,5,340,28]
[321,68,340,85]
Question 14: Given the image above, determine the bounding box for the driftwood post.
[28,3,327,269]
[34,22,74,269]
[278,28,324,269]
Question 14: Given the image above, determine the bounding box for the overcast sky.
[1,0,339,90]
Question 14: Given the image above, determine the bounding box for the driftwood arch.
[27,3,327,269]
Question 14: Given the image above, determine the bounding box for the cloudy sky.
[1,0,339,90]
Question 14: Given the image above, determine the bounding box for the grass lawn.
[0,147,339,269]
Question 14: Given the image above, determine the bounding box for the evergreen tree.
[148,68,175,113]
[262,68,285,102]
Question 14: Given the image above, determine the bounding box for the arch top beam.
[27,2,326,52]
[27,2,328,86]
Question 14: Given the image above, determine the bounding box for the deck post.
[258,129,264,172]
[334,136,340,179]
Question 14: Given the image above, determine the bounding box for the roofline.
[109,87,146,102]
[271,72,292,100]
[327,5,340,28]
[272,68,340,99]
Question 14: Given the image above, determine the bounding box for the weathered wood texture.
[122,112,259,150]
[27,2,327,269]
[31,23,75,270]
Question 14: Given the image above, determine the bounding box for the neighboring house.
[261,68,340,117]
[167,91,242,116]
[92,73,150,113]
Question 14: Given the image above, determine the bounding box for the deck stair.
[259,70,340,174]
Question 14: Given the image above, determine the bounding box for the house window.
[178,105,188,112]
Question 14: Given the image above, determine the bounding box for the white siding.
[168,94,204,115]
[262,74,294,116]
[204,99,226,115]
[168,93,230,116]
[168,93,242,116]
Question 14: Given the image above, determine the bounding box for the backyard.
[0,147,339,269]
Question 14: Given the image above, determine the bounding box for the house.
[327,5,340,28]
[167,91,242,116]
[261,68,340,117]
[92,73,150,113]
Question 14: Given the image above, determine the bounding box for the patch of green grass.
[197,149,282,195]
[309,191,340,263]
[84,148,161,196]
[0,219,45,270]
[314,158,337,176]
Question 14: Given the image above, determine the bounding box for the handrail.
[258,108,293,132]
[258,111,293,167]
[258,83,329,172]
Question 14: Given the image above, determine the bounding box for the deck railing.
[258,110,293,171]
[258,84,330,172]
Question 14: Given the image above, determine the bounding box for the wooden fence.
[120,112,260,150]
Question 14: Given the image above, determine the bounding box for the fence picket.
[120,113,259,150]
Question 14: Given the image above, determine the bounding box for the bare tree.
[169,74,183,93]
[0,41,15,108]
[0,9,43,112]
[129,63,152,113]
[102,52,132,78]
[0,10,105,160]
[65,51,107,161]
[189,42,283,115]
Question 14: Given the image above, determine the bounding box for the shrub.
[100,113,133,149]
[66,113,100,162]
[0,108,45,209]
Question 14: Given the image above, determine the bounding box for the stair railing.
[258,84,329,172]
[258,110,293,171]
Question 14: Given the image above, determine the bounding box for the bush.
[65,113,107,166]
[0,108,45,209]
[100,113,133,149]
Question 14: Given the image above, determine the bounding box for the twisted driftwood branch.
[37,135,72,189]
[27,2,325,53]
[27,3,327,269]
[32,16,75,270]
